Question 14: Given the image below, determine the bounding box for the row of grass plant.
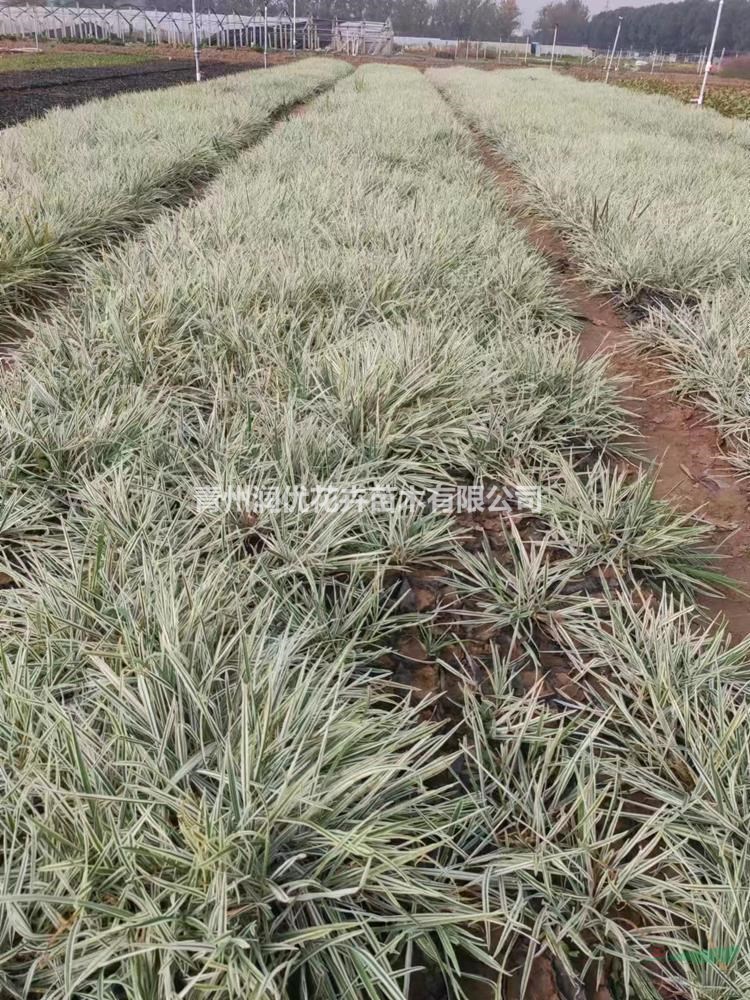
[1,64,749,999]
[0,56,350,339]
[428,66,750,474]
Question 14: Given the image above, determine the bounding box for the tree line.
[303,0,748,51]
[588,0,750,53]
[50,0,750,52]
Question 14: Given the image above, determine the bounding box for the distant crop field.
[566,65,750,119]
[1,58,750,1000]
[0,48,155,73]
[616,75,750,119]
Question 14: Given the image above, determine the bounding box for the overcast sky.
[518,0,660,32]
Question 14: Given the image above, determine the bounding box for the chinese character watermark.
[192,483,543,516]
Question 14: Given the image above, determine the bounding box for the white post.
[604,16,622,83]
[697,46,706,73]
[191,0,201,80]
[549,23,557,68]
[525,34,529,63]
[292,0,296,53]
[697,0,724,105]
[718,45,725,69]
[263,3,268,67]
[650,49,657,73]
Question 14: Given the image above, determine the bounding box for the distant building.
[333,20,393,56]
[532,42,593,58]
[393,36,458,49]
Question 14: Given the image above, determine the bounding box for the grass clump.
[0,57,350,337]
[636,284,750,473]
[1,64,748,999]
[428,67,750,304]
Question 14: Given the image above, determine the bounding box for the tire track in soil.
[467,129,750,644]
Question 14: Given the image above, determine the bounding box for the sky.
[518,0,660,32]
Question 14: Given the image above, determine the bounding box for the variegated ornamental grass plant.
[0,57,350,336]
[1,63,749,999]
[428,66,750,474]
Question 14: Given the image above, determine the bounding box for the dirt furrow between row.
[467,130,750,642]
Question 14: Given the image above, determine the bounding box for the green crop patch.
[617,76,750,120]
[0,50,155,73]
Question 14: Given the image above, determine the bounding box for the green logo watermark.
[672,945,740,966]
[654,945,741,967]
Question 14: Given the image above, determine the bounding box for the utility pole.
[697,0,724,105]
[604,15,622,82]
[549,23,558,68]
[190,0,201,81]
